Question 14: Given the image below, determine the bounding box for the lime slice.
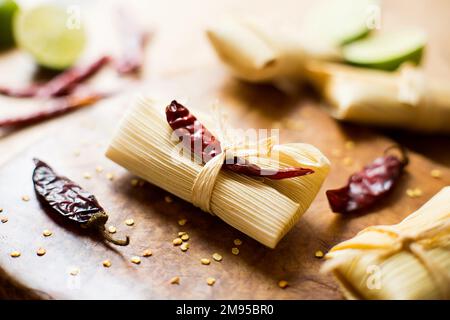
[302,0,378,46]
[14,5,86,70]
[343,30,426,71]
[0,0,19,48]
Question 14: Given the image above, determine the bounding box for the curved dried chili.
[115,10,149,75]
[32,159,129,246]
[165,100,314,179]
[0,56,110,98]
[0,92,104,128]
[326,145,409,214]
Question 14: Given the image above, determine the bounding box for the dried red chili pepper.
[32,159,129,246]
[115,10,149,75]
[0,85,39,98]
[165,100,314,180]
[0,92,104,128]
[36,56,111,97]
[326,145,409,214]
[0,56,110,98]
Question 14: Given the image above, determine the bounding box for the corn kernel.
[278,280,289,289]
[212,253,222,262]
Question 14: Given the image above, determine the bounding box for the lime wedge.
[14,5,86,70]
[343,30,426,71]
[0,0,19,48]
[302,0,378,46]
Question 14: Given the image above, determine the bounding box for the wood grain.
[0,0,448,299]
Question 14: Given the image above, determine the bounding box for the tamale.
[323,187,450,300]
[205,1,377,82]
[106,96,330,248]
[206,16,313,83]
[306,62,450,133]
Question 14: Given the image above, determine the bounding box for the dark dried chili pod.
[32,159,129,246]
[326,145,409,214]
[165,100,314,179]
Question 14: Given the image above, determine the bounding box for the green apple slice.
[14,4,86,70]
[343,30,426,71]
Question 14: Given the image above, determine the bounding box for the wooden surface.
[0,0,449,299]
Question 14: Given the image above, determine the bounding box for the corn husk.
[307,61,450,133]
[323,187,450,300]
[106,96,330,248]
[206,16,341,83]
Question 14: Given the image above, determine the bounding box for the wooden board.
[0,0,449,299]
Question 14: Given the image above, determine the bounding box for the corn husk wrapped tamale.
[206,16,341,83]
[307,62,450,133]
[106,97,330,248]
[205,1,379,82]
[323,187,450,300]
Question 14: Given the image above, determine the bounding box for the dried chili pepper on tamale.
[32,159,129,246]
[326,145,409,214]
[165,100,314,179]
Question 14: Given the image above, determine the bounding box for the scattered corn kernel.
[406,188,423,198]
[430,169,442,179]
[180,243,189,252]
[212,253,222,262]
[22,195,30,202]
[103,260,112,268]
[271,121,281,128]
[283,119,304,131]
[178,218,187,226]
[315,250,324,258]
[36,248,46,256]
[106,172,115,181]
[342,157,353,166]
[331,148,342,157]
[278,280,289,289]
[170,276,180,285]
[108,226,117,234]
[206,277,216,286]
[173,238,183,246]
[131,256,141,264]
[130,178,139,187]
[233,239,242,246]
[95,166,104,173]
[345,140,355,150]
[164,196,173,203]
[231,247,240,255]
[201,258,211,265]
[83,172,91,179]
[10,251,21,258]
[70,268,79,276]
[125,218,135,226]
[181,234,189,241]
[1,217,8,223]
[43,229,53,237]
[178,231,187,237]
[142,249,152,257]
